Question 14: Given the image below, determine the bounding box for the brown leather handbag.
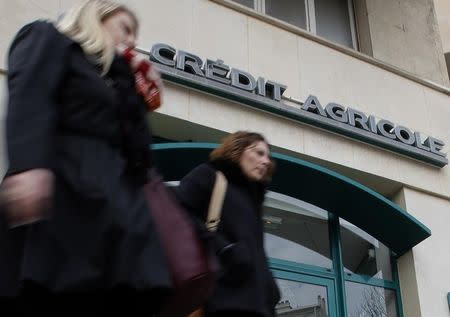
[144,168,215,317]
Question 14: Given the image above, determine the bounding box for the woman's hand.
[116,45,164,109]
[116,45,164,89]
[0,168,54,227]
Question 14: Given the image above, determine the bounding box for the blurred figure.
[176,131,281,317]
[0,0,171,314]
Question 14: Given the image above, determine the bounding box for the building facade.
[1,1,449,316]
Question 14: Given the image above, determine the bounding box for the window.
[264,191,402,317]
[445,52,450,83]
[263,192,331,268]
[340,218,393,280]
[346,282,398,317]
[230,0,357,49]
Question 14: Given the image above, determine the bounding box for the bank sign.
[144,43,448,168]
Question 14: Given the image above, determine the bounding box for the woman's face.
[102,10,137,48]
[239,141,271,181]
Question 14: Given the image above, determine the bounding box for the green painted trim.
[152,142,216,150]
[269,258,335,279]
[344,274,397,289]
[392,257,405,317]
[152,142,431,256]
[152,142,431,236]
[272,150,431,239]
[272,270,338,317]
[447,292,450,310]
[330,214,348,317]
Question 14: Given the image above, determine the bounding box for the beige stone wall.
[364,0,450,86]
[0,1,58,69]
[396,187,450,317]
[434,0,450,53]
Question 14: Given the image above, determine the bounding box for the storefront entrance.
[153,142,430,317]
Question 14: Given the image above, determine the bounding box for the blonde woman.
[0,0,171,314]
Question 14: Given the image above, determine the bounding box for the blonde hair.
[56,0,138,75]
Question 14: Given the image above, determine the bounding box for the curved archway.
[152,142,430,256]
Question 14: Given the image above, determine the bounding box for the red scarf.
[122,48,161,112]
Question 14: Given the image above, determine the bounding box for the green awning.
[152,142,431,256]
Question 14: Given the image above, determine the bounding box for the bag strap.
[205,171,228,232]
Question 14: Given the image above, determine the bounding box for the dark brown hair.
[210,131,275,181]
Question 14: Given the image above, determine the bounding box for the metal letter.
[414,132,431,151]
[150,43,176,67]
[230,68,257,91]
[325,103,348,123]
[256,77,266,97]
[347,108,369,131]
[424,137,447,157]
[204,59,230,85]
[301,95,326,117]
[176,50,204,76]
[265,81,287,101]
[394,126,415,145]
[368,115,378,134]
[377,119,396,139]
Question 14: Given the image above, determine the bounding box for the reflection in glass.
[275,278,328,317]
[265,0,307,30]
[263,192,331,269]
[346,282,398,317]
[340,218,393,280]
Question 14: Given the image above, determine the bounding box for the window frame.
[232,0,358,50]
[264,191,404,317]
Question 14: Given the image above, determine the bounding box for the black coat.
[175,160,280,317]
[0,20,172,300]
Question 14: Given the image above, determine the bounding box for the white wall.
[400,188,450,317]
[365,0,449,86]
[434,0,450,53]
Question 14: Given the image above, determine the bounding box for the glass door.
[272,269,337,317]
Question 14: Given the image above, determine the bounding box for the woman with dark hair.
[0,0,171,314]
[176,131,280,317]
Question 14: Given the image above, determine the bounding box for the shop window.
[275,279,329,316]
[229,0,357,49]
[262,191,401,317]
[263,191,331,269]
[165,180,403,317]
[345,282,398,317]
[340,218,393,280]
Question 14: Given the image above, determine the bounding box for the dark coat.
[175,160,280,317]
[0,20,172,302]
